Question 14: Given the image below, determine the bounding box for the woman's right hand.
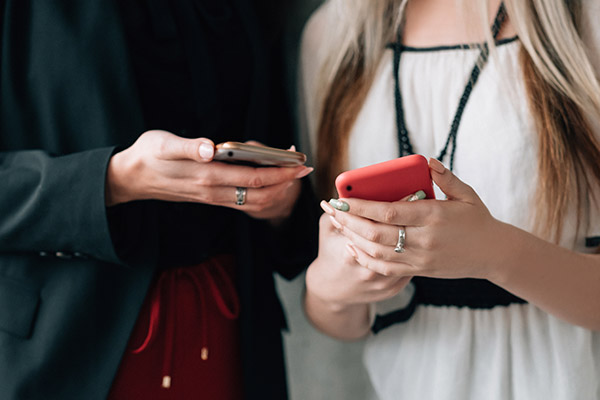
[105,130,312,219]
[304,209,411,339]
[306,207,411,309]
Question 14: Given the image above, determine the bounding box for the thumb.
[429,158,478,202]
[153,130,215,162]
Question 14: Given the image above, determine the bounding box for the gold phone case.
[214,142,306,167]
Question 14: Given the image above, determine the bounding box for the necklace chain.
[392,3,507,170]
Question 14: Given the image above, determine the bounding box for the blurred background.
[276,1,377,399]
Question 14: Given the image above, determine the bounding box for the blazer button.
[55,251,72,259]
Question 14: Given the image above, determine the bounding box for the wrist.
[305,260,365,313]
[105,150,136,206]
[483,221,529,286]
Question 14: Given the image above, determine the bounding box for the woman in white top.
[301,1,600,399]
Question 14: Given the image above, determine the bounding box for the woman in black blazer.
[0,1,318,398]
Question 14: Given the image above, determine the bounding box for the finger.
[330,211,399,247]
[347,243,414,277]
[208,181,295,212]
[428,158,478,202]
[209,163,313,188]
[331,197,431,227]
[154,130,215,162]
[334,216,412,262]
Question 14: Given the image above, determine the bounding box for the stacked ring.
[235,187,247,206]
[394,227,406,253]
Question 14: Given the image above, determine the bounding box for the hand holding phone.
[214,141,307,167]
[335,155,435,201]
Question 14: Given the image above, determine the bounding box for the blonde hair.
[315,0,600,242]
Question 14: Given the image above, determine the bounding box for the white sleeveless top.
[300,2,600,400]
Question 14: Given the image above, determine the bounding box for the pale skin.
[106,130,313,223]
[304,0,600,340]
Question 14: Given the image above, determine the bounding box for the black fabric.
[0,1,317,399]
[372,278,527,334]
[585,236,600,248]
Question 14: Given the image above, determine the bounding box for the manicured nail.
[408,190,426,202]
[429,158,446,174]
[199,142,214,160]
[329,198,349,212]
[345,243,358,259]
[296,167,313,179]
[320,200,335,215]
[288,145,297,151]
[329,216,342,230]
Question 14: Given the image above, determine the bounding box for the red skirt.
[108,255,243,399]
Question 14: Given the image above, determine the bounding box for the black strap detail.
[585,236,600,248]
[371,277,527,334]
[392,3,507,170]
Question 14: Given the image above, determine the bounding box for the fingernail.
[199,142,214,160]
[429,158,446,174]
[288,145,297,151]
[329,216,342,230]
[408,190,426,202]
[329,198,349,212]
[296,167,313,179]
[320,200,335,215]
[345,243,358,259]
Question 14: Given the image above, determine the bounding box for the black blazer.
[0,1,318,399]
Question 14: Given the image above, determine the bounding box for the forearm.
[490,222,600,331]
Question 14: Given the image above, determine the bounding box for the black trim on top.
[371,277,527,334]
[386,36,519,53]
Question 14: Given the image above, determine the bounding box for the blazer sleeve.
[0,147,123,264]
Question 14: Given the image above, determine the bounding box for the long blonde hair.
[315,0,600,242]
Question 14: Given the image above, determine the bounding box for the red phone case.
[335,155,435,201]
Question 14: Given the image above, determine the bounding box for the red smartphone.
[335,155,435,201]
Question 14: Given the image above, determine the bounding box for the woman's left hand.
[325,158,510,281]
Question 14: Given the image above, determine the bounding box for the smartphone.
[335,155,435,201]
[213,141,307,167]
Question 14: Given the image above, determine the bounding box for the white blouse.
[300,2,600,399]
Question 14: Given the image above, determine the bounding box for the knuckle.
[419,234,436,250]
[364,228,381,243]
[155,135,170,156]
[379,265,392,277]
[428,204,444,224]
[247,175,264,188]
[382,207,398,224]
[342,251,356,265]
[370,246,385,260]
[359,268,377,282]
[196,171,214,187]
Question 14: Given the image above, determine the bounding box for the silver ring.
[394,227,406,253]
[235,187,247,206]
[407,194,419,202]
